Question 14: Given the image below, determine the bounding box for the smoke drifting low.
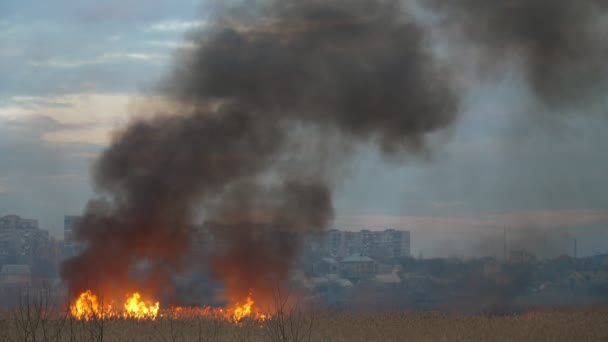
[61,0,456,302]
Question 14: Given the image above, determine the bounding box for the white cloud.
[1,93,131,124]
[28,59,101,68]
[145,40,197,50]
[28,52,169,69]
[100,52,168,61]
[146,20,206,32]
[0,93,192,145]
[0,93,136,144]
[43,125,116,145]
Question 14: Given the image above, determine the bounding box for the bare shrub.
[10,285,69,342]
[263,284,317,342]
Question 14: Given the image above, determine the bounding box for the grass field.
[2,308,608,341]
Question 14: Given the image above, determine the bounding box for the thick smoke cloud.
[61,0,457,304]
[424,0,608,107]
[170,0,457,152]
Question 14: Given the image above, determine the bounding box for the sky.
[1,0,608,258]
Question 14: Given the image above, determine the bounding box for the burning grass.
[2,305,608,341]
[68,289,268,323]
[70,290,160,321]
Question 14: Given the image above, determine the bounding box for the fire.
[70,290,267,322]
[231,296,254,321]
[227,295,268,322]
[70,291,159,320]
[70,290,110,320]
[123,292,159,320]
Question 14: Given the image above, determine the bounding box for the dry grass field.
[1,307,608,342]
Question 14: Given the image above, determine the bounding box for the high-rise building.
[0,215,39,230]
[63,215,82,258]
[0,215,49,265]
[321,228,410,260]
[63,216,81,242]
[324,229,345,256]
[382,229,410,259]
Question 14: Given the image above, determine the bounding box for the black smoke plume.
[61,0,457,304]
[424,0,608,107]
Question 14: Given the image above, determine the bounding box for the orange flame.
[226,295,268,322]
[70,290,267,322]
[70,290,103,320]
[123,292,159,320]
[70,291,159,320]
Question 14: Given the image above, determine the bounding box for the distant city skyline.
[0,212,605,259]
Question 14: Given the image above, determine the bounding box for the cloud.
[336,214,491,232]
[0,93,139,145]
[429,201,466,209]
[0,93,133,137]
[99,52,168,62]
[337,210,608,232]
[499,210,608,229]
[145,40,197,50]
[1,0,201,27]
[0,93,190,144]
[43,126,114,145]
[0,114,102,235]
[0,14,175,96]
[27,52,168,69]
[146,20,206,32]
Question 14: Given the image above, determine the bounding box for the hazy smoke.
[61,0,457,303]
[423,0,608,107]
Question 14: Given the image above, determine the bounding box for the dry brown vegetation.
[2,307,608,342]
